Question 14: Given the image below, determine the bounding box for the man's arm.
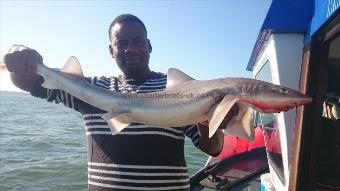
[10,73,42,92]
[197,123,224,156]
[4,45,42,92]
[197,104,239,156]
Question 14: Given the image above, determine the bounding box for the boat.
[190,0,340,190]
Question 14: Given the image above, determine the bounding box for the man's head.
[108,14,152,78]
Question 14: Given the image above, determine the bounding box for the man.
[4,14,235,190]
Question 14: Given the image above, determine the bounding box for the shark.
[32,56,312,140]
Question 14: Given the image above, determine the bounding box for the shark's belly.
[128,97,216,127]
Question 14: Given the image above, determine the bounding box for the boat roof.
[247,0,340,71]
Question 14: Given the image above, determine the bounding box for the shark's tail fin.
[0,60,7,71]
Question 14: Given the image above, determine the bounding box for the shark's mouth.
[253,102,300,113]
[279,102,300,112]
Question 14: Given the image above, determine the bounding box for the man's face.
[109,21,152,75]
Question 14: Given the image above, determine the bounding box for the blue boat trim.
[246,29,271,71]
[247,0,339,71]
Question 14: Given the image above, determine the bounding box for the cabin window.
[255,61,285,184]
[317,35,340,182]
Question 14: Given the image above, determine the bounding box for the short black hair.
[108,14,147,41]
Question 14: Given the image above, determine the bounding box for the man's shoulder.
[85,76,116,89]
[149,71,167,81]
[86,76,116,82]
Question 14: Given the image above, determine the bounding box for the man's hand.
[3,45,43,92]
[4,44,42,75]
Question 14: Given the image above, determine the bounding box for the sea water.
[0,91,207,190]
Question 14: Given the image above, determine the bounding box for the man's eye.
[116,41,127,48]
[134,40,145,45]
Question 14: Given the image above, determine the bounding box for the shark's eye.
[279,88,289,94]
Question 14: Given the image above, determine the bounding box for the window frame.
[289,11,340,191]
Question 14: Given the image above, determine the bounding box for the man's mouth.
[124,55,141,64]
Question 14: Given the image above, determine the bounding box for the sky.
[0,0,272,91]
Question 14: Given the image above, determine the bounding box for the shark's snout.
[280,96,312,112]
[296,96,313,106]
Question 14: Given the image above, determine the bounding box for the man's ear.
[109,44,114,58]
[148,39,152,53]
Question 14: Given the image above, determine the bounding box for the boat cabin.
[190,1,340,190]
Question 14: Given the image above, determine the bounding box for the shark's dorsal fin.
[60,56,84,77]
[41,56,84,89]
[166,68,195,88]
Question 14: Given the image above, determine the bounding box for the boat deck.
[190,147,268,191]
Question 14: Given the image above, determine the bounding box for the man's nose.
[124,43,138,53]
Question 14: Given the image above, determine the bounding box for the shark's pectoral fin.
[224,103,255,141]
[102,111,131,135]
[106,116,130,135]
[208,95,239,138]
